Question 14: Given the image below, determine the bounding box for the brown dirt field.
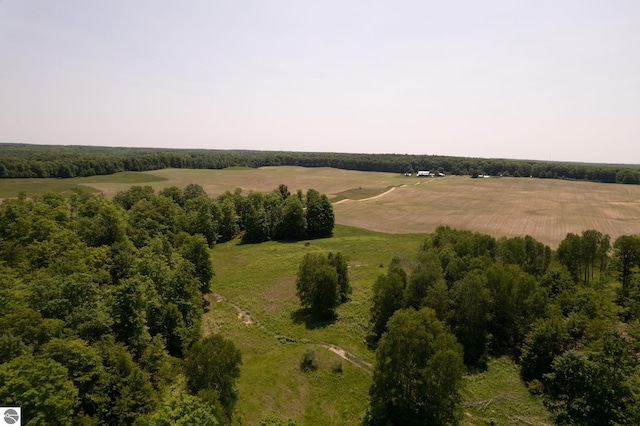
[334,176,640,248]
[81,167,640,248]
[85,166,402,199]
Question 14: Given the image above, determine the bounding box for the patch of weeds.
[300,347,319,372]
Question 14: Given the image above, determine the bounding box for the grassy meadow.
[0,171,167,199]
[206,225,551,425]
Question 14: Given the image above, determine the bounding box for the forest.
[2,143,640,184]
[1,180,640,424]
[364,227,640,425]
[0,184,334,425]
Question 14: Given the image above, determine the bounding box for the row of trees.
[2,143,640,184]
[0,187,260,424]
[113,184,334,246]
[364,226,640,425]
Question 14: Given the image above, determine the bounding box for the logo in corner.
[2,407,21,425]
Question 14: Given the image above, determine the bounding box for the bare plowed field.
[333,175,640,247]
[63,167,640,247]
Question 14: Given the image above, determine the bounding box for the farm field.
[206,225,552,425]
[3,166,640,247]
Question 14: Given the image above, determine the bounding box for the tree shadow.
[290,307,337,330]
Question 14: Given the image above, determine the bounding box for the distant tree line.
[2,143,640,184]
[364,226,640,425]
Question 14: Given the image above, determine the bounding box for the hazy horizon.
[1,1,639,164]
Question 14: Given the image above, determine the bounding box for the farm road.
[207,293,373,374]
[333,179,435,205]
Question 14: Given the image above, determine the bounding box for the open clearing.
[3,166,640,246]
[205,225,551,425]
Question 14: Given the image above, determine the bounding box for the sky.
[1,1,639,164]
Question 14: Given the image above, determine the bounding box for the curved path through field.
[332,179,436,205]
[333,185,400,205]
[206,293,373,374]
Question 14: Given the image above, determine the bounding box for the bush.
[300,347,318,372]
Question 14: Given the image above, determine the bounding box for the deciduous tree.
[296,253,339,318]
[366,308,464,426]
[184,335,242,419]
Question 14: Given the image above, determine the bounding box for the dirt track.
[206,293,373,374]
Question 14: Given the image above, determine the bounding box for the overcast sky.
[1,1,639,164]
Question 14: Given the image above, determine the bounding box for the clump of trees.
[221,186,334,243]
[366,226,640,425]
[295,251,350,319]
[112,184,334,246]
[0,187,245,424]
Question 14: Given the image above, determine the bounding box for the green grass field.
[206,225,552,425]
[0,172,166,199]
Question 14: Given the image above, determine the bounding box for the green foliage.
[405,250,445,310]
[217,198,239,242]
[485,264,546,357]
[179,233,215,293]
[241,192,272,243]
[520,316,571,384]
[296,252,347,319]
[3,143,639,187]
[305,189,335,239]
[0,189,227,424]
[184,334,242,419]
[0,355,79,425]
[558,230,610,286]
[366,308,464,425]
[149,393,220,426]
[613,234,640,296]
[110,276,152,356]
[114,185,156,210]
[259,414,298,426]
[300,347,319,372]
[543,332,640,425]
[496,235,551,276]
[98,340,159,425]
[0,333,29,363]
[185,196,219,247]
[367,258,407,348]
[40,338,109,420]
[328,251,351,303]
[450,270,491,369]
[277,195,307,240]
[237,187,334,243]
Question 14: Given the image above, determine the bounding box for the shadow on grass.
[290,307,337,330]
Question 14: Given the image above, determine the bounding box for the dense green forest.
[0,184,334,425]
[364,227,640,425]
[2,143,640,184]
